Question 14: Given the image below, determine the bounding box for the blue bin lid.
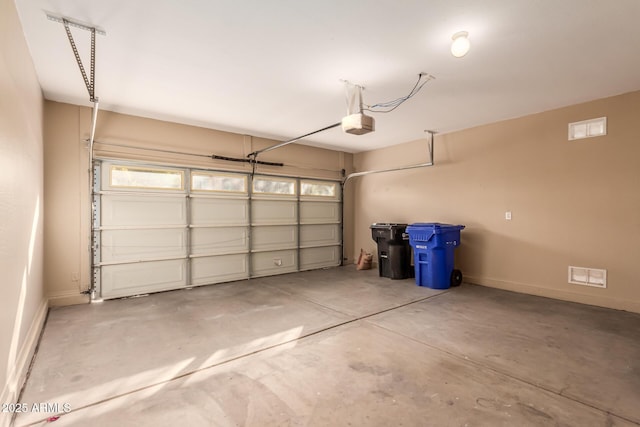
[406,223,465,233]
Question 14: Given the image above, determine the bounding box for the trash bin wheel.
[450,269,463,287]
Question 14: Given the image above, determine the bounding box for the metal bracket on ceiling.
[46,13,106,35]
[47,12,102,173]
[63,17,96,102]
[46,13,104,102]
[343,130,435,184]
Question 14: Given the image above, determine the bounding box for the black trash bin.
[370,223,413,279]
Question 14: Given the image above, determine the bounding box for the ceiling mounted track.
[247,122,341,159]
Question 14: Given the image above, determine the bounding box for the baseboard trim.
[48,292,90,307]
[0,298,48,427]
[465,275,640,314]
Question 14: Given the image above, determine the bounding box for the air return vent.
[568,266,607,288]
[568,117,607,140]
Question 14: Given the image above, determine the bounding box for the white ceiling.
[15,0,640,153]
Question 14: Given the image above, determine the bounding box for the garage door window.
[191,172,247,193]
[301,180,338,198]
[110,165,184,190]
[253,176,296,195]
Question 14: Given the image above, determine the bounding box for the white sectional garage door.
[94,162,341,299]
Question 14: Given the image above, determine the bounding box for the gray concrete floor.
[14,266,640,426]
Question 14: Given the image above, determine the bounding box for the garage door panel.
[101,259,187,299]
[102,195,186,226]
[300,202,340,224]
[191,227,248,255]
[252,200,297,225]
[300,224,340,247]
[191,254,249,285]
[191,198,249,225]
[101,228,187,262]
[300,246,341,271]
[252,226,297,251]
[252,250,297,277]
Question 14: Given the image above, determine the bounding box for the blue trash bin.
[406,223,465,289]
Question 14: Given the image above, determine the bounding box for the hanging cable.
[363,73,435,114]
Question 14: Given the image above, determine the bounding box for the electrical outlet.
[505,211,512,221]
[273,258,282,266]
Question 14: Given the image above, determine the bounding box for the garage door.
[93,162,341,299]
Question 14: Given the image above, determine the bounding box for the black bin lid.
[370,223,408,229]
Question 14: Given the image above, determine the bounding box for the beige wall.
[0,0,46,421]
[44,101,355,304]
[353,91,640,313]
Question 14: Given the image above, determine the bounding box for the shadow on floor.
[14,266,640,426]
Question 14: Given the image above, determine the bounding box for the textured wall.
[0,0,45,420]
[353,91,640,313]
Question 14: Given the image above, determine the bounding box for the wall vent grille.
[568,117,607,140]
[568,266,607,288]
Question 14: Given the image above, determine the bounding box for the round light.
[451,31,470,58]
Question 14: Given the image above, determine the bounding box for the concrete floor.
[14,266,640,426]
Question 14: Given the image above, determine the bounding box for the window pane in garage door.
[191,172,247,193]
[253,176,296,195]
[110,165,184,190]
[301,180,337,198]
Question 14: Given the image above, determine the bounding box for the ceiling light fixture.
[451,31,470,58]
